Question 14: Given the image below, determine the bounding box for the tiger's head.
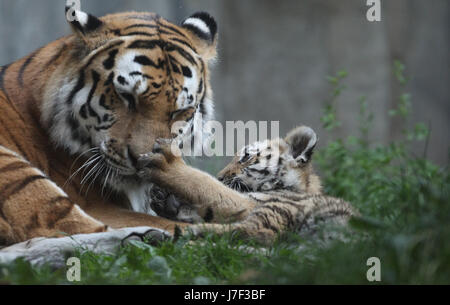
[41,8,218,209]
[217,126,322,194]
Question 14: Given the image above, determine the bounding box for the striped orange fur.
[0,7,218,245]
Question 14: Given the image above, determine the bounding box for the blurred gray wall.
[0,0,448,166]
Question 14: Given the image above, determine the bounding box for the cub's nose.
[217,173,235,182]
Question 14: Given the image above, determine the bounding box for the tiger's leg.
[186,221,278,246]
[138,143,257,223]
[0,226,171,267]
[0,145,108,245]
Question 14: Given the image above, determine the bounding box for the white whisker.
[102,167,112,197]
[85,163,106,196]
[64,153,101,187]
[80,159,103,193]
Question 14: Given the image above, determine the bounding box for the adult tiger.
[0,7,218,246]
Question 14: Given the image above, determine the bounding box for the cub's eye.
[240,152,251,163]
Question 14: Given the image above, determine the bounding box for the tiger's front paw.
[137,139,183,179]
[149,186,204,224]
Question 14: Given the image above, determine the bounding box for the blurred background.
[0,0,448,171]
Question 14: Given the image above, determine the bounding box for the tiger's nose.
[127,145,139,168]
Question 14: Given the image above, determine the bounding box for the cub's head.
[42,8,217,183]
[217,126,322,194]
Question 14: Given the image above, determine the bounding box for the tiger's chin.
[102,171,156,215]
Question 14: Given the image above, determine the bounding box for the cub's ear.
[65,4,104,38]
[182,12,218,61]
[285,126,318,164]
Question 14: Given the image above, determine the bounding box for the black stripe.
[249,167,270,176]
[127,39,165,50]
[98,94,111,110]
[0,161,29,175]
[86,70,102,124]
[127,39,196,66]
[248,194,312,207]
[0,152,16,159]
[0,64,11,95]
[46,196,74,229]
[165,43,196,65]
[94,122,116,131]
[124,32,157,37]
[169,38,197,53]
[151,82,162,89]
[181,66,192,78]
[104,72,115,86]
[123,20,181,38]
[124,23,158,30]
[158,22,189,39]
[158,29,181,36]
[82,40,124,70]
[129,71,153,80]
[102,49,119,70]
[42,43,68,71]
[134,55,166,69]
[120,92,137,111]
[0,116,31,161]
[258,204,295,229]
[199,90,207,117]
[66,71,85,105]
[183,24,210,41]
[79,104,88,119]
[251,211,280,233]
[18,48,42,87]
[197,78,203,94]
[198,61,207,115]
[0,175,47,208]
[24,212,40,232]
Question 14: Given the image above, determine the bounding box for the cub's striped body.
[0,7,218,246]
[140,127,356,245]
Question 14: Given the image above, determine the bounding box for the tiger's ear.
[285,126,318,165]
[182,12,218,62]
[65,4,104,40]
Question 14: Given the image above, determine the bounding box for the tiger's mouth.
[223,177,251,193]
[98,141,138,176]
[102,154,136,176]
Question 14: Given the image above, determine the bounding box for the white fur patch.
[114,51,148,96]
[175,68,198,109]
[72,204,105,226]
[125,184,157,216]
[0,145,27,161]
[41,75,90,155]
[183,18,210,35]
[74,10,88,26]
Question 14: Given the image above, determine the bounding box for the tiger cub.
[138,126,356,245]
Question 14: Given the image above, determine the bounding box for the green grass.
[1,63,449,284]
